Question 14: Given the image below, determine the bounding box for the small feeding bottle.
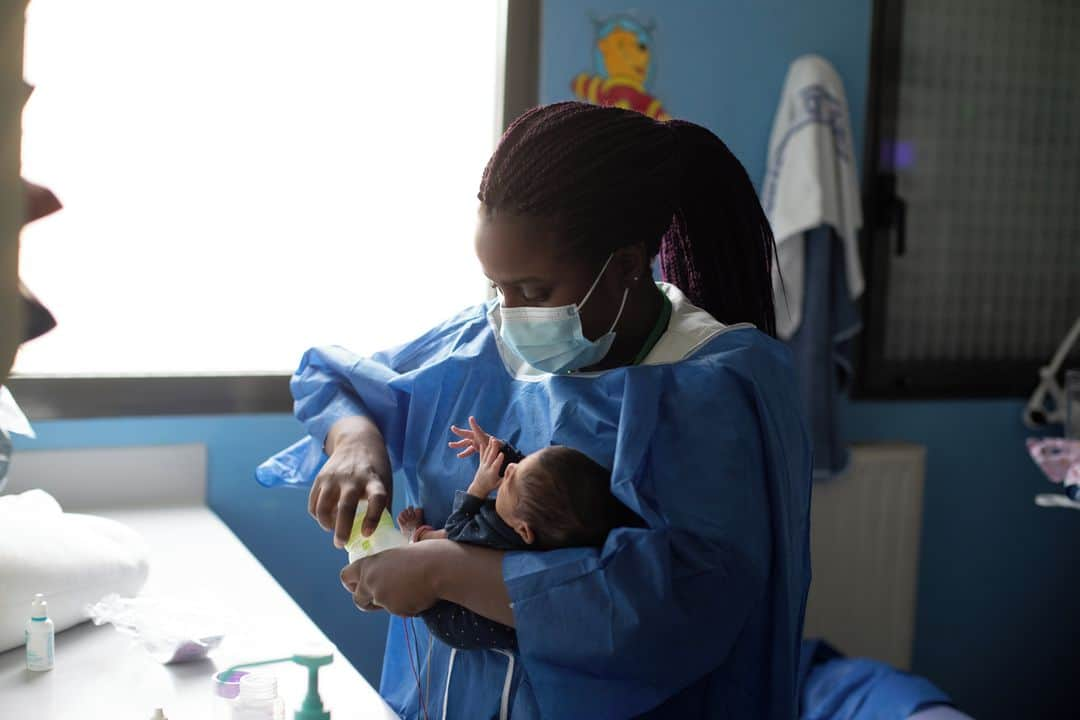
[25,594,54,671]
[345,499,406,563]
[232,673,285,720]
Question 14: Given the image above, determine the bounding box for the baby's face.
[494,451,540,530]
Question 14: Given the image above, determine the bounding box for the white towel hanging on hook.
[762,54,865,340]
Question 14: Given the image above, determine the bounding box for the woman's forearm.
[326,414,381,455]
[428,540,515,626]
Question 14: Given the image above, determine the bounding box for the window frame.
[9,0,540,419]
[856,0,1055,399]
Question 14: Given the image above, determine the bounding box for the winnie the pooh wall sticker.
[571,14,671,121]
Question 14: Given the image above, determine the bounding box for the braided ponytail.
[660,121,777,336]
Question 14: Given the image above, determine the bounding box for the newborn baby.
[397,417,636,651]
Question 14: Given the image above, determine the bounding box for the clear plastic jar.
[231,673,285,720]
[214,670,285,720]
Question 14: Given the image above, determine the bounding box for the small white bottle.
[232,673,285,720]
[25,593,54,671]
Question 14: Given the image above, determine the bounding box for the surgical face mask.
[498,254,628,374]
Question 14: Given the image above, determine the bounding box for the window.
[860,0,1080,396]
[16,0,502,377]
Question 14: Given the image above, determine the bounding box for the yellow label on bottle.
[344,503,403,560]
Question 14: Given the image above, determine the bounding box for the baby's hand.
[468,437,505,498]
[448,416,493,459]
[397,506,425,537]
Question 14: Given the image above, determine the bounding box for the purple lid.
[214,670,249,699]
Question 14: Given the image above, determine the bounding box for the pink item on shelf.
[1027,438,1080,500]
[1026,438,1080,483]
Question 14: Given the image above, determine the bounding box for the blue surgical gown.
[259,294,812,719]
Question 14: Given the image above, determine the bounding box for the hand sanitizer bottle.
[25,594,54,671]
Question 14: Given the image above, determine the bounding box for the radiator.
[803,442,927,670]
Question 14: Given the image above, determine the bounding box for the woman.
[260,102,811,719]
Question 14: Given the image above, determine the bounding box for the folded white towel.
[762,54,864,339]
[0,489,150,651]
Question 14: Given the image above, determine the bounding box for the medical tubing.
[402,617,428,720]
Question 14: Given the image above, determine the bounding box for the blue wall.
[12,414,391,684]
[541,1,1079,718]
[541,0,872,185]
[842,399,1080,719]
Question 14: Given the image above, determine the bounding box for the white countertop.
[0,506,399,720]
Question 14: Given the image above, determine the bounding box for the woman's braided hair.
[478,101,777,336]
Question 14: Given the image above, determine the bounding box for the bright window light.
[16,0,500,375]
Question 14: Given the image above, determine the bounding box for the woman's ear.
[515,521,535,545]
[612,242,649,287]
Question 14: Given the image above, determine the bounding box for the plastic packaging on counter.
[86,593,225,664]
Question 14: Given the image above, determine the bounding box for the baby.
[397,417,636,651]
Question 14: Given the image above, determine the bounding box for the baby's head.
[494,445,631,549]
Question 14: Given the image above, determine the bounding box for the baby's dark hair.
[513,446,637,549]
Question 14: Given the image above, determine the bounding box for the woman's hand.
[341,542,443,616]
[309,416,393,548]
[448,415,493,459]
